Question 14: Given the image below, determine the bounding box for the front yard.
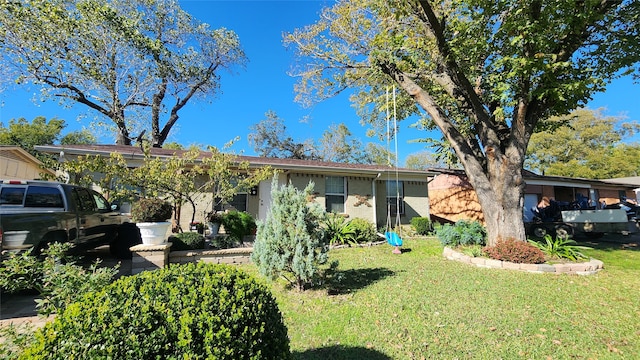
[247,237,640,359]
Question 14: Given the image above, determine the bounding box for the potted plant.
[207,211,224,236]
[131,198,173,245]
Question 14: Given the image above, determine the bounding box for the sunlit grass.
[245,237,640,359]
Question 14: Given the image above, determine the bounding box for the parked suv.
[0,180,131,257]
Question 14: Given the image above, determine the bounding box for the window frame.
[386,180,405,215]
[325,176,346,213]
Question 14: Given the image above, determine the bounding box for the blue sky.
[0,0,638,165]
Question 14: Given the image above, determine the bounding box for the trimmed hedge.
[168,231,205,250]
[20,263,291,359]
[221,211,257,243]
[410,217,432,236]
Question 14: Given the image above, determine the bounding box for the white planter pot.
[136,222,171,245]
[2,230,30,250]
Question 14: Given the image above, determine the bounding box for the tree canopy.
[248,110,392,164]
[286,0,640,245]
[0,0,246,147]
[526,108,640,178]
[0,116,95,160]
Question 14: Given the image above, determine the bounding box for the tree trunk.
[467,150,527,246]
[115,131,131,146]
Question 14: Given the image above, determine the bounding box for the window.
[214,193,247,212]
[0,187,25,205]
[325,176,345,213]
[386,180,404,215]
[24,186,64,208]
[74,188,96,212]
[92,191,111,211]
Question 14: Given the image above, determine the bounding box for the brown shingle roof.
[35,144,434,176]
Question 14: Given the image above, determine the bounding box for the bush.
[19,263,291,360]
[168,231,205,250]
[221,211,256,244]
[434,220,486,247]
[348,217,377,243]
[483,238,546,264]
[410,217,432,236]
[251,180,327,291]
[131,198,173,223]
[0,243,119,316]
[0,250,42,294]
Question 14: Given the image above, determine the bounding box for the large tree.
[286,0,639,245]
[248,110,318,160]
[248,110,393,164]
[526,108,640,178]
[0,116,95,160]
[0,0,245,147]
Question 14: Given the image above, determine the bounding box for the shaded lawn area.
[244,237,640,359]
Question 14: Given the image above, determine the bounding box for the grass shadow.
[325,267,395,295]
[293,345,392,360]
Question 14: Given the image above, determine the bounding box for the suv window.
[24,186,64,208]
[0,187,26,205]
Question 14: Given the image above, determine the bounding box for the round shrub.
[221,211,257,243]
[131,198,173,223]
[348,217,377,243]
[434,220,486,247]
[20,263,291,360]
[168,231,205,250]
[483,238,546,264]
[410,217,432,236]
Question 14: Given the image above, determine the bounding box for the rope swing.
[385,86,403,254]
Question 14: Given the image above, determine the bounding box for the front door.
[258,175,286,221]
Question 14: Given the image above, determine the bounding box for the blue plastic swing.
[385,230,403,247]
[384,86,403,254]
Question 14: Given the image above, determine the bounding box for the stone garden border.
[442,247,604,275]
[130,243,253,274]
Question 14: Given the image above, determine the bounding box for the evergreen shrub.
[348,217,377,243]
[20,263,291,359]
[483,238,546,264]
[221,211,256,243]
[168,231,205,250]
[410,217,432,235]
[434,220,486,247]
[251,180,327,291]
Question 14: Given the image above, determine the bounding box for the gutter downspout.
[372,173,382,226]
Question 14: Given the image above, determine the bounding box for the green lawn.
[245,237,640,359]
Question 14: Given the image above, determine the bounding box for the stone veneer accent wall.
[442,247,603,275]
[130,244,252,275]
[169,248,252,265]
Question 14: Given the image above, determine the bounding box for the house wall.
[403,181,429,220]
[596,188,635,207]
[431,173,637,225]
[345,176,375,221]
[428,174,484,223]
[374,179,430,228]
[0,150,46,180]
